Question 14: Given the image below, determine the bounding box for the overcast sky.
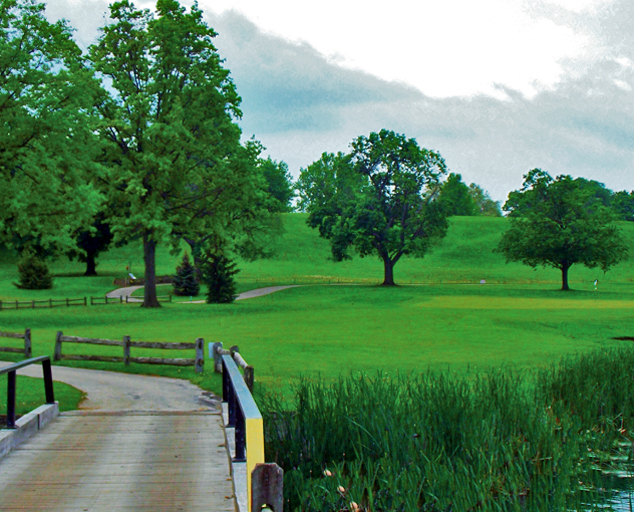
[45,0,634,203]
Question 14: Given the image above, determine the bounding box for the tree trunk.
[381,256,396,286]
[561,265,570,291]
[142,233,161,308]
[84,251,97,276]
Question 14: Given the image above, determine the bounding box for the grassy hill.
[3,214,633,299]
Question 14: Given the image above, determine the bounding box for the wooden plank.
[129,341,195,350]
[129,357,195,366]
[0,347,23,353]
[60,336,123,347]
[60,355,124,363]
[0,413,234,512]
[0,332,25,339]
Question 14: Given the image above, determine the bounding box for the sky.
[45,0,634,203]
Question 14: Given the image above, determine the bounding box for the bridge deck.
[0,411,235,511]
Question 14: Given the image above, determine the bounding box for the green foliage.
[612,190,634,222]
[259,157,295,212]
[201,253,239,303]
[498,169,628,290]
[172,252,199,296]
[438,173,475,216]
[15,251,53,289]
[468,183,502,217]
[297,130,449,285]
[90,0,271,307]
[0,0,105,253]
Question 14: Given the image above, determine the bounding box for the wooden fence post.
[54,331,63,361]
[24,328,32,358]
[244,366,255,393]
[212,342,223,373]
[84,297,87,306]
[123,335,131,365]
[251,463,284,512]
[195,338,204,373]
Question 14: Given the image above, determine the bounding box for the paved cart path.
[106,284,301,303]
[0,364,234,511]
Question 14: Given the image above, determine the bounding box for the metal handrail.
[222,354,265,509]
[1,356,55,429]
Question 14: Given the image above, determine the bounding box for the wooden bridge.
[0,357,238,512]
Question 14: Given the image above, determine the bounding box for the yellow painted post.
[246,416,265,508]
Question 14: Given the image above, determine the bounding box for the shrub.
[14,251,53,289]
[172,253,199,296]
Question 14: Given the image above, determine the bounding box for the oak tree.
[0,0,104,255]
[298,130,448,286]
[497,169,628,290]
[91,0,269,307]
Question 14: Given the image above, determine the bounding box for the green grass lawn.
[0,214,633,401]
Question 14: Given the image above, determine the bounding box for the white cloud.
[197,0,593,98]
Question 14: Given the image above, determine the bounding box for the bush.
[201,253,239,303]
[14,252,53,289]
[172,253,199,296]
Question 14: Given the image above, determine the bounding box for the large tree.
[437,173,475,216]
[91,0,269,307]
[497,169,628,290]
[297,130,449,286]
[0,0,104,254]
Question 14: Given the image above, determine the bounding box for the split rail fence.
[0,298,86,310]
[54,332,204,372]
[0,329,31,358]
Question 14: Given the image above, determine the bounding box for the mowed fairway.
[1,283,634,397]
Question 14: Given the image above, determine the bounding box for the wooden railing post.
[251,463,284,512]
[42,358,55,404]
[24,328,31,358]
[54,331,63,361]
[123,335,131,366]
[195,338,204,373]
[212,342,223,373]
[6,370,16,429]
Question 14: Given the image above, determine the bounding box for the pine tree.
[172,253,200,296]
[15,252,53,290]
[201,254,239,304]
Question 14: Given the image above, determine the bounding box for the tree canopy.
[259,157,295,212]
[297,129,449,285]
[0,0,104,254]
[90,0,271,307]
[497,169,628,290]
[438,173,475,216]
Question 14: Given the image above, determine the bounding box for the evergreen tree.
[15,251,53,290]
[201,253,239,303]
[172,253,200,296]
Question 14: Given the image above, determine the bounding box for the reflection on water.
[593,473,634,511]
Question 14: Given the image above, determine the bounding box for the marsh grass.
[261,347,634,511]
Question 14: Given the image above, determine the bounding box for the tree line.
[3,0,629,300]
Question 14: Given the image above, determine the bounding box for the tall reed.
[259,360,614,511]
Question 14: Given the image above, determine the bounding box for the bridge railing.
[222,353,283,512]
[0,356,55,429]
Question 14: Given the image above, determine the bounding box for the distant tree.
[67,213,114,276]
[200,252,239,303]
[437,173,475,216]
[172,252,199,296]
[612,191,634,221]
[297,130,449,286]
[90,0,271,307]
[15,251,53,290]
[468,183,502,217]
[497,169,628,290]
[259,157,295,212]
